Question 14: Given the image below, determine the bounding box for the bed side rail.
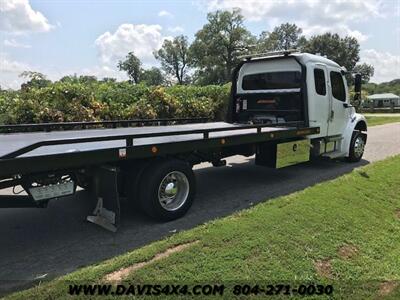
[0,117,209,133]
[1,121,312,159]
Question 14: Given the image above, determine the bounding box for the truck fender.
[341,113,367,157]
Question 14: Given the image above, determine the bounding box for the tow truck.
[0,51,367,231]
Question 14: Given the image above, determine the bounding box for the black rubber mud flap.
[86,166,120,232]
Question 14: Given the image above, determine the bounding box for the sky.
[0,0,399,89]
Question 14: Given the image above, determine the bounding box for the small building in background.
[366,93,400,108]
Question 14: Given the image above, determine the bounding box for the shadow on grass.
[0,157,369,296]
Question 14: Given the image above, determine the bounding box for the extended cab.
[229,51,367,163]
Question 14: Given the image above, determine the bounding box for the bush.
[166,84,231,120]
[0,81,231,125]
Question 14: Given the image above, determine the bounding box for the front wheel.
[138,159,196,221]
[347,131,366,162]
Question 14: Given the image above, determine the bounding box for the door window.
[314,68,326,95]
[330,71,346,101]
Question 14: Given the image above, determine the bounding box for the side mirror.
[354,73,362,94]
[353,73,362,103]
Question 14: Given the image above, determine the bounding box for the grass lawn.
[365,116,400,127]
[5,156,400,299]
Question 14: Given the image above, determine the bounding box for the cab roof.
[293,53,342,69]
[243,52,343,70]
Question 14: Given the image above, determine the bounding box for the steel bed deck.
[0,122,319,178]
[0,122,235,158]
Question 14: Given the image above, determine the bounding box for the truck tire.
[347,131,366,162]
[138,159,196,221]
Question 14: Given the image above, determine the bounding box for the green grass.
[5,156,400,300]
[366,116,400,127]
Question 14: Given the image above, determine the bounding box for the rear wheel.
[347,131,366,162]
[138,159,195,221]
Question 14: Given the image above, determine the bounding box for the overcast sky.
[1,0,399,89]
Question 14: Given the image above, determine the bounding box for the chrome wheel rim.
[354,136,365,158]
[158,171,189,211]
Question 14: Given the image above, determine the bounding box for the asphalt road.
[0,122,399,295]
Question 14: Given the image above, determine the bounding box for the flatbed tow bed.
[0,121,318,177]
[0,119,318,231]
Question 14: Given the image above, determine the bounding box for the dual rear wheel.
[129,159,195,221]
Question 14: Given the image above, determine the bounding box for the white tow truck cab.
[229,50,367,164]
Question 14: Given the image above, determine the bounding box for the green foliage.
[143,87,182,118]
[19,71,51,90]
[353,63,374,83]
[167,84,231,120]
[257,23,305,52]
[141,67,165,86]
[363,79,400,95]
[190,9,256,84]
[0,90,18,124]
[0,81,231,125]
[154,35,190,84]
[365,116,400,127]
[303,33,360,71]
[118,52,166,86]
[17,82,101,123]
[118,52,142,83]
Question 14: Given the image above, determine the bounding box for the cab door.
[327,68,349,136]
[309,64,330,136]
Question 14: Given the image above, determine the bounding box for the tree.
[118,52,142,83]
[19,71,51,90]
[258,23,305,52]
[78,75,98,84]
[100,77,117,83]
[141,67,164,85]
[353,63,374,83]
[303,33,360,71]
[59,74,79,83]
[154,35,190,84]
[190,9,256,84]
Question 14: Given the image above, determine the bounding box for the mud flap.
[86,166,120,232]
